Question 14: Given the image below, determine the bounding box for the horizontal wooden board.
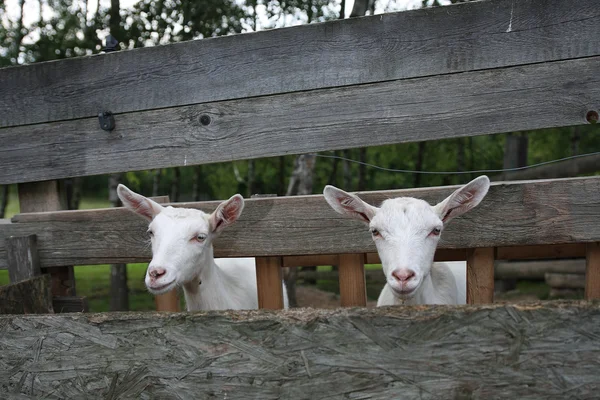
[1,0,598,128]
[2,56,599,185]
[0,177,599,269]
[1,302,600,398]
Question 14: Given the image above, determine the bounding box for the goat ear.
[435,175,490,224]
[117,184,164,222]
[210,194,245,234]
[323,185,377,224]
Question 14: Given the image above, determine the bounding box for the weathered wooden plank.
[2,56,600,185]
[255,257,285,309]
[585,242,600,300]
[1,0,597,129]
[1,177,599,269]
[0,302,599,398]
[467,248,495,304]
[0,275,53,314]
[6,235,41,282]
[338,254,367,307]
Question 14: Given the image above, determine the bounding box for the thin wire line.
[309,151,600,175]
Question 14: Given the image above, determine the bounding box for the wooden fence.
[1,0,600,394]
[0,0,599,308]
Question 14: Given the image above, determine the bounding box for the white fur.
[117,185,288,311]
[323,176,490,306]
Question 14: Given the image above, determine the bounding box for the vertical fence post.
[338,253,367,307]
[6,234,41,282]
[466,247,495,304]
[585,242,600,300]
[256,256,285,309]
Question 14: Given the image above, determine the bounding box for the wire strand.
[309,151,600,175]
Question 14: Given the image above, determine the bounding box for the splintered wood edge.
[4,300,593,326]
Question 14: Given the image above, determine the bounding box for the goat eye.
[370,229,380,237]
[195,234,207,242]
[147,230,154,237]
[430,227,441,236]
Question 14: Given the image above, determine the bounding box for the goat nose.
[392,269,415,283]
[149,268,166,279]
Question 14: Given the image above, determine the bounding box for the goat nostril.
[392,269,415,283]
[150,268,166,279]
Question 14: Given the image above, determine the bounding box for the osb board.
[0,301,599,399]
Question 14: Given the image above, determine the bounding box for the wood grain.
[338,254,367,307]
[6,235,41,282]
[1,0,597,128]
[1,302,599,397]
[467,248,495,304]
[0,275,53,314]
[1,56,599,184]
[1,177,599,269]
[585,242,600,300]
[256,257,284,309]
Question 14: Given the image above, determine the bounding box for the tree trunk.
[0,185,9,219]
[571,126,580,156]
[342,150,352,191]
[109,173,128,312]
[327,150,340,186]
[247,160,255,197]
[278,157,286,196]
[171,168,181,202]
[284,154,317,306]
[10,0,26,63]
[358,148,367,191]
[497,133,528,292]
[152,169,161,197]
[192,165,203,201]
[414,142,426,187]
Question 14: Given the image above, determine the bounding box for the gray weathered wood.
[0,302,599,398]
[1,0,597,129]
[6,235,41,282]
[0,275,53,314]
[1,56,599,184]
[0,177,599,269]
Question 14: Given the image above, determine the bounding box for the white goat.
[117,185,289,311]
[323,176,490,306]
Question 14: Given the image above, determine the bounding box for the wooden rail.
[1,0,597,129]
[2,56,598,184]
[1,177,598,269]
